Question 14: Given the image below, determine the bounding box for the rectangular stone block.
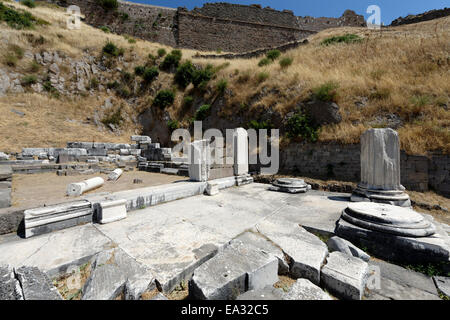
[24,200,93,238]
[0,189,11,209]
[95,199,127,224]
[0,165,12,180]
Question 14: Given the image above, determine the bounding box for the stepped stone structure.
[351,128,411,207]
[47,1,365,53]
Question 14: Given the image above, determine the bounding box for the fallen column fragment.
[108,168,123,181]
[95,199,127,224]
[67,177,104,196]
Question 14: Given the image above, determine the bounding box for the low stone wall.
[277,143,450,197]
[391,8,450,26]
[0,166,12,209]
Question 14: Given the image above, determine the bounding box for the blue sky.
[130,0,449,24]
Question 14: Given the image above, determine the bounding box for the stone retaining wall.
[277,143,450,197]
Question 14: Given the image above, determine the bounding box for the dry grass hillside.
[0,0,449,155]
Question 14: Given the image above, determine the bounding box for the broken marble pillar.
[256,219,328,285]
[24,200,93,238]
[352,128,411,207]
[15,266,62,300]
[67,177,104,196]
[321,251,369,300]
[108,168,123,181]
[189,240,279,300]
[336,204,450,264]
[327,236,370,262]
[188,140,210,182]
[95,199,127,224]
[233,128,249,176]
[0,265,23,300]
[283,279,333,300]
[82,248,155,300]
[205,182,219,196]
[269,178,311,194]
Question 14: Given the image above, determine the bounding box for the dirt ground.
[11,171,186,209]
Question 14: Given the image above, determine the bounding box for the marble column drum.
[351,128,411,207]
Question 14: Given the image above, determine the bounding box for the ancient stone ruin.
[0,128,449,301]
[351,128,411,207]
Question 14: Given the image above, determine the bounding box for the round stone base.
[342,202,436,237]
[269,178,311,194]
[351,185,411,208]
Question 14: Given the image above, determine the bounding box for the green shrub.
[43,80,59,98]
[102,41,123,57]
[153,89,174,109]
[279,57,293,68]
[216,79,227,94]
[410,95,432,107]
[142,66,159,83]
[107,81,120,89]
[237,71,251,83]
[160,51,181,70]
[258,57,271,67]
[4,53,18,67]
[102,108,123,127]
[286,112,319,142]
[194,104,211,121]
[167,119,180,132]
[0,3,35,29]
[97,0,118,11]
[120,71,134,85]
[29,60,40,72]
[171,49,182,60]
[157,48,166,57]
[266,49,281,61]
[248,120,272,130]
[127,37,136,44]
[117,85,131,98]
[20,0,36,9]
[321,34,363,46]
[183,95,194,107]
[21,74,37,85]
[134,65,145,76]
[192,64,214,88]
[100,26,110,33]
[174,60,195,88]
[312,81,339,102]
[256,72,269,83]
[88,77,99,89]
[119,12,128,21]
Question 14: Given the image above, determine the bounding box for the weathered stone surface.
[67,177,104,196]
[0,152,10,161]
[283,279,333,300]
[205,182,219,196]
[364,260,440,300]
[108,168,123,181]
[16,266,62,300]
[233,128,249,176]
[82,248,155,300]
[131,135,151,143]
[303,100,342,125]
[0,265,23,300]
[189,140,211,182]
[256,219,328,284]
[0,165,12,180]
[234,231,289,275]
[327,236,370,262]
[321,251,369,300]
[269,178,311,194]
[0,188,11,209]
[236,285,284,300]
[24,200,93,238]
[95,199,127,224]
[0,69,11,97]
[336,210,450,264]
[433,276,450,297]
[352,128,411,207]
[189,240,279,300]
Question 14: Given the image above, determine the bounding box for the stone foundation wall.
[47,1,365,53]
[278,143,450,197]
[177,11,308,53]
